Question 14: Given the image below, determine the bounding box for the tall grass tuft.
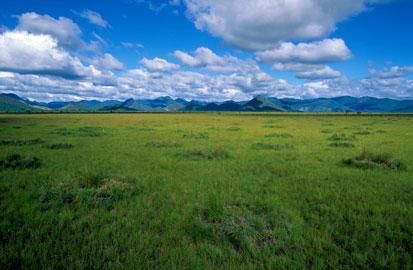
[0,154,41,170]
[343,150,404,170]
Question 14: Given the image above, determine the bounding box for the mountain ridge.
[1,93,413,113]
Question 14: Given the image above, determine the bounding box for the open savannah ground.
[0,113,412,269]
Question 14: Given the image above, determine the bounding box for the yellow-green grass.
[0,113,412,269]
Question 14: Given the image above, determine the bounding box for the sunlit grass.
[0,113,412,269]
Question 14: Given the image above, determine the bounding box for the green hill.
[0,93,46,112]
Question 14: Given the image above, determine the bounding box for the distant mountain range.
[1,92,413,113]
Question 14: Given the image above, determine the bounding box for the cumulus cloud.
[91,53,124,71]
[0,31,90,79]
[1,61,412,102]
[16,12,84,49]
[173,47,261,74]
[140,57,180,72]
[298,65,413,99]
[369,65,413,78]
[1,10,410,102]
[79,10,110,28]
[256,39,351,64]
[255,39,350,80]
[273,63,341,80]
[184,0,389,50]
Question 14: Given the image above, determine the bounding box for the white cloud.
[16,12,84,49]
[256,39,351,64]
[121,42,144,49]
[298,66,413,99]
[183,0,388,50]
[273,63,341,80]
[173,50,199,66]
[0,10,410,102]
[255,39,350,80]
[369,65,413,78]
[79,10,110,28]
[174,47,260,74]
[140,57,180,72]
[0,31,90,79]
[91,54,124,71]
[174,47,224,67]
[1,62,412,102]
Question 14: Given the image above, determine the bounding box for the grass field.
[0,113,412,269]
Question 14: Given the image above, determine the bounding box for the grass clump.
[136,127,156,132]
[53,126,105,137]
[0,154,41,170]
[0,138,44,146]
[263,124,284,129]
[177,147,229,160]
[329,142,355,148]
[227,127,241,131]
[343,150,404,171]
[353,130,371,135]
[39,174,142,210]
[145,141,180,148]
[182,132,209,139]
[191,202,294,255]
[321,123,335,127]
[44,143,74,150]
[252,143,294,150]
[264,132,293,138]
[321,129,333,134]
[328,133,355,142]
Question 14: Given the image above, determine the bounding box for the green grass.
[0,113,412,269]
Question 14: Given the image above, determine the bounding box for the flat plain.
[0,113,412,269]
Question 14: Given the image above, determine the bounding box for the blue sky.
[0,0,412,101]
